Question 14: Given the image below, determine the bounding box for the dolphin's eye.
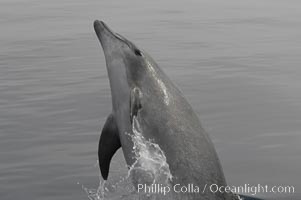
[134,49,142,56]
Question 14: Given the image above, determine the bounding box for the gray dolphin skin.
[94,20,239,200]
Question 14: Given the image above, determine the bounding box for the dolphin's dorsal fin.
[130,87,143,123]
[98,114,121,180]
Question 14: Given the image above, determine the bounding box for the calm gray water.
[0,0,300,199]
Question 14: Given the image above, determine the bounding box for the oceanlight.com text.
[207,183,295,196]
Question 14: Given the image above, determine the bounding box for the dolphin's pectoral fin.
[98,114,121,180]
[130,87,143,123]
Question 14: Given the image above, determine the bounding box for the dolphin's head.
[94,20,149,110]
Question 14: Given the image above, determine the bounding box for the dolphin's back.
[135,56,233,199]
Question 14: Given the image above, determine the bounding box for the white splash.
[83,115,172,200]
[127,116,173,185]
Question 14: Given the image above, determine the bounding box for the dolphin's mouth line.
[94,20,139,52]
[94,20,122,41]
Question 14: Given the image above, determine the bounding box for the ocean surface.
[0,0,300,199]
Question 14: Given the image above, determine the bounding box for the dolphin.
[93,20,239,200]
